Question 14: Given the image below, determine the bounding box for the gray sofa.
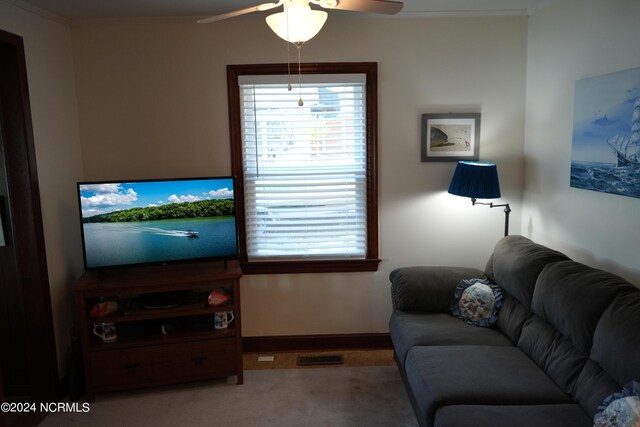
[389,235,640,427]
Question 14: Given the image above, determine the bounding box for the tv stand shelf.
[96,301,231,323]
[73,261,243,402]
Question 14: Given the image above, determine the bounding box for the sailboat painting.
[570,66,640,199]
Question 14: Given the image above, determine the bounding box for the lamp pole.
[471,198,511,237]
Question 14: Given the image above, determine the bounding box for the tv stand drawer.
[90,338,238,392]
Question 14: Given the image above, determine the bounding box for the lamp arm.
[470,198,511,237]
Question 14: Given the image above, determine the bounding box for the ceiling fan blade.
[330,0,403,14]
[197,2,282,24]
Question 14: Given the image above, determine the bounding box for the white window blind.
[239,74,367,261]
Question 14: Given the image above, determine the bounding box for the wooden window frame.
[227,62,380,274]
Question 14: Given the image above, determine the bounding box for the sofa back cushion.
[487,236,569,343]
[489,236,569,305]
[531,261,636,354]
[517,261,637,396]
[574,291,640,416]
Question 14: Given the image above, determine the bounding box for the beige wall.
[523,0,640,284]
[72,15,528,336]
[0,1,84,374]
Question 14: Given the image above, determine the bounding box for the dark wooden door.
[0,28,60,426]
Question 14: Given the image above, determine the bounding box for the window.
[227,63,379,274]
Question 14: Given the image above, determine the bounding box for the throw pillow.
[450,278,503,327]
[594,381,640,427]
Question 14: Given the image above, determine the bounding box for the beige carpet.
[40,360,417,427]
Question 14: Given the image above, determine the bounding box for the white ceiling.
[10,0,558,21]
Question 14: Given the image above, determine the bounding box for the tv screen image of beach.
[78,177,238,269]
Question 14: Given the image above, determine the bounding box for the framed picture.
[421,113,480,162]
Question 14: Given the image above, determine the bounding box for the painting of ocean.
[570,66,640,199]
[570,161,640,198]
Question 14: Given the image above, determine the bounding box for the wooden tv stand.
[73,261,243,402]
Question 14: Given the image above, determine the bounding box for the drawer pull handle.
[192,355,207,365]
[123,363,140,373]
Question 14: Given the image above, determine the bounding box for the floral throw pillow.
[594,381,640,427]
[450,278,503,327]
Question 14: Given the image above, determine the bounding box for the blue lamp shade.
[448,161,501,199]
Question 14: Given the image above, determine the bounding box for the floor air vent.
[296,355,344,366]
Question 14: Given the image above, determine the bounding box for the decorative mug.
[93,322,117,342]
[214,311,234,329]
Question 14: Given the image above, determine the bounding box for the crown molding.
[2,0,69,25]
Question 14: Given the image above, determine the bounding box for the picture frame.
[421,113,480,162]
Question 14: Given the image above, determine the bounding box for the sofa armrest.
[390,266,485,312]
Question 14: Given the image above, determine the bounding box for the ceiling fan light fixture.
[265,1,328,43]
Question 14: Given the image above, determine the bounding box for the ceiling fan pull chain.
[286,1,292,91]
[287,41,292,91]
[297,42,304,106]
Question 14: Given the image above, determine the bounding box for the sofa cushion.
[488,236,569,344]
[574,291,640,416]
[389,311,512,368]
[490,236,569,307]
[434,404,592,427]
[531,261,637,354]
[517,315,588,394]
[517,261,637,396]
[494,291,528,344]
[591,292,640,386]
[573,360,623,419]
[404,345,572,427]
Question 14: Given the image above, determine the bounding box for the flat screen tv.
[77,177,238,270]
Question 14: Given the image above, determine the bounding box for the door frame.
[0,28,60,413]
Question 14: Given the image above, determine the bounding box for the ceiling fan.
[197,0,404,44]
[198,0,402,106]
